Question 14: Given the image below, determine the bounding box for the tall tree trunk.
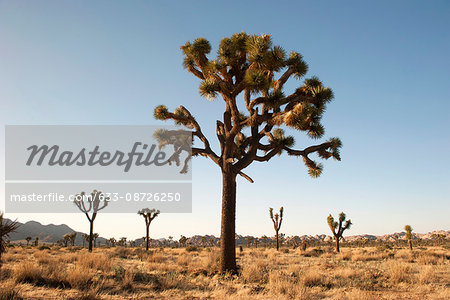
[335,236,340,253]
[146,223,150,251]
[408,239,413,251]
[276,231,279,251]
[219,171,237,273]
[88,221,94,252]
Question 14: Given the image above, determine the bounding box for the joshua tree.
[179,235,187,247]
[109,237,116,247]
[69,232,77,246]
[154,33,342,272]
[93,233,99,247]
[404,225,413,251]
[83,233,90,247]
[0,212,19,268]
[118,237,127,247]
[73,190,109,252]
[138,208,160,251]
[63,234,71,247]
[25,236,32,246]
[269,207,283,251]
[261,235,269,248]
[327,212,352,252]
[34,237,39,246]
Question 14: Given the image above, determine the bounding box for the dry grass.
[0,245,448,299]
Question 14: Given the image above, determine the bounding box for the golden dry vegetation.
[0,245,449,299]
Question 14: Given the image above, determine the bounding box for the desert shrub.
[176,254,190,266]
[377,244,392,251]
[267,271,309,298]
[38,246,50,250]
[77,253,112,272]
[385,261,410,284]
[303,247,324,257]
[66,265,93,289]
[13,261,45,285]
[201,250,220,274]
[113,265,126,279]
[240,260,268,283]
[185,246,199,252]
[0,281,23,300]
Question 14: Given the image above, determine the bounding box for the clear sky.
[1,1,449,240]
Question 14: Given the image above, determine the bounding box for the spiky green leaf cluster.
[287,51,308,78]
[245,69,270,92]
[327,214,338,229]
[404,225,413,240]
[266,90,285,109]
[181,38,211,64]
[199,78,220,100]
[154,105,169,120]
[272,128,294,147]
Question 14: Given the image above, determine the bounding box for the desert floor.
[0,245,449,299]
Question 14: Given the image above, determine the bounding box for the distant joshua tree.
[34,237,39,247]
[63,234,71,247]
[179,235,188,247]
[327,212,352,253]
[25,236,32,246]
[109,237,116,247]
[73,190,109,252]
[404,225,413,251]
[118,237,127,247]
[83,233,90,247]
[93,233,99,247]
[69,232,77,246]
[269,207,283,251]
[138,208,160,251]
[0,212,19,268]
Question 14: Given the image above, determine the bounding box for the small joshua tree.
[138,208,160,251]
[269,207,283,251]
[109,237,116,247]
[73,190,109,252]
[69,232,77,246]
[34,237,39,246]
[63,234,71,247]
[0,212,19,268]
[83,233,90,247]
[179,235,187,247]
[327,212,352,253]
[25,236,32,246]
[404,225,413,251]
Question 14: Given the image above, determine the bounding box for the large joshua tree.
[138,208,160,251]
[154,33,342,273]
[327,212,352,253]
[74,190,109,252]
[269,207,283,251]
[0,212,19,268]
[404,225,413,251]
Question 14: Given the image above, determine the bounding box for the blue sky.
[1,1,449,239]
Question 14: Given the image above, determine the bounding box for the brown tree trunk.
[146,223,150,251]
[88,221,94,252]
[408,239,412,251]
[219,171,237,273]
[335,236,340,253]
[276,231,279,251]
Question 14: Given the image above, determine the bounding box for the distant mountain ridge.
[5,219,106,245]
[4,219,449,246]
